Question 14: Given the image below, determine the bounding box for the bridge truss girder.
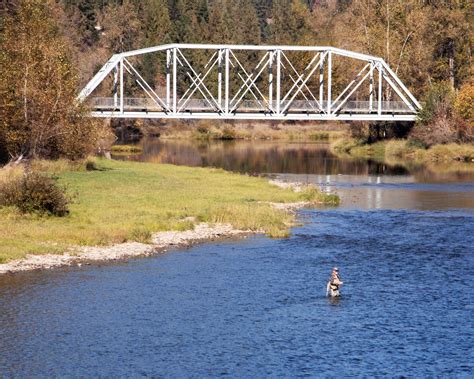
[78,44,421,121]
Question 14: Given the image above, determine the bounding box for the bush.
[0,171,69,216]
[348,122,370,142]
[411,82,458,146]
[410,114,457,147]
[349,121,413,143]
[454,81,474,143]
[221,125,237,140]
[454,81,474,125]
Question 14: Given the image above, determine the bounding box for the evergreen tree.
[140,0,173,85]
[141,0,172,46]
[230,0,261,45]
[98,0,143,53]
[252,0,272,39]
[428,2,472,89]
[269,0,314,45]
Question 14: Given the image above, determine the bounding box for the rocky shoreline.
[0,223,252,275]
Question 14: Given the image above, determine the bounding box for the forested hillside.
[56,0,472,93]
[0,0,472,161]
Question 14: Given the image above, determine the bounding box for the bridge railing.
[89,97,413,114]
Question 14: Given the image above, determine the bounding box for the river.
[1,140,473,377]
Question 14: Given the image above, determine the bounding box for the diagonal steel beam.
[381,70,416,112]
[229,52,270,113]
[230,50,271,111]
[228,52,269,105]
[123,58,169,112]
[178,52,220,112]
[280,53,323,114]
[177,49,222,112]
[332,63,370,106]
[332,70,371,114]
[281,51,323,112]
[280,52,321,104]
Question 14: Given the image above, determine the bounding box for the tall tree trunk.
[448,40,455,89]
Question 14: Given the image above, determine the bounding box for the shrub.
[127,227,152,243]
[411,82,458,146]
[454,81,474,125]
[385,140,410,159]
[348,122,370,142]
[454,81,474,143]
[196,120,211,136]
[221,125,237,140]
[0,171,69,216]
[309,132,329,141]
[417,82,455,125]
[410,114,457,147]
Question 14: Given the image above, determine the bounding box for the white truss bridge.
[78,43,421,121]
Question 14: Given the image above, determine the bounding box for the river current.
[1,140,473,377]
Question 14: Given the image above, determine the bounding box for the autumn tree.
[0,0,107,162]
[98,0,143,53]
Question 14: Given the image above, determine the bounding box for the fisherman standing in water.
[327,267,343,297]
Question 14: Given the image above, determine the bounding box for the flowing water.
[1,140,473,377]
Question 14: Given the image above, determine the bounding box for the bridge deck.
[89,97,417,121]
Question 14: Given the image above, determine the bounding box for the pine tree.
[140,0,173,85]
[98,0,143,53]
[269,0,314,45]
[142,0,172,45]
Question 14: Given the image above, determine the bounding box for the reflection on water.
[115,138,474,210]
[281,173,474,210]
[115,139,412,176]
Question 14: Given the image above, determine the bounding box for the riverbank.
[0,223,250,274]
[0,159,338,268]
[119,119,345,142]
[331,138,474,167]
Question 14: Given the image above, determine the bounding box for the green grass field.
[0,159,338,263]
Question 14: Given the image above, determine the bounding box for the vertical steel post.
[166,49,171,109]
[218,49,223,108]
[378,63,383,115]
[276,49,281,114]
[268,51,273,111]
[319,53,325,110]
[369,62,374,112]
[119,59,124,114]
[327,51,332,114]
[113,66,118,108]
[225,48,230,114]
[173,47,177,114]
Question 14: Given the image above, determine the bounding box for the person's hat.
[333,267,338,271]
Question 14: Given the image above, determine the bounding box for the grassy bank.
[331,138,474,165]
[0,159,338,263]
[138,120,345,141]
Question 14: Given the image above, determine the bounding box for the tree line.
[0,0,472,162]
[60,0,471,93]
